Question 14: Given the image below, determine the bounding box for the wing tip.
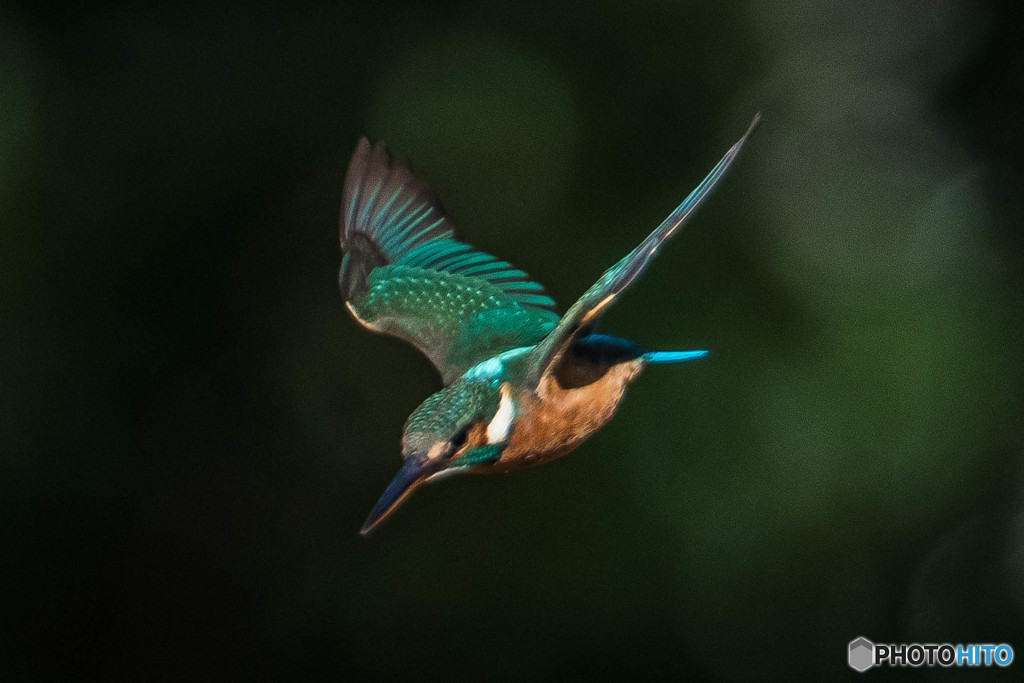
[725,113,761,160]
[746,112,761,137]
[341,136,448,257]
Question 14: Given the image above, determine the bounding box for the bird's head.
[360,381,515,534]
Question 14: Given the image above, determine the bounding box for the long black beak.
[360,455,435,535]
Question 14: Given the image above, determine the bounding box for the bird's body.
[499,355,642,471]
[340,117,758,533]
[455,334,646,473]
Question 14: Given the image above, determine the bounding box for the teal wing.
[526,115,760,386]
[340,138,560,384]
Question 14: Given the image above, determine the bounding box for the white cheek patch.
[486,384,515,444]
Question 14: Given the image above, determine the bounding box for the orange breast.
[491,359,643,471]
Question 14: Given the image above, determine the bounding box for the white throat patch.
[486,384,515,444]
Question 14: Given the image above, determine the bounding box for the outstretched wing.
[340,138,560,384]
[526,115,760,386]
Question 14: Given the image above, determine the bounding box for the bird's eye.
[450,427,469,451]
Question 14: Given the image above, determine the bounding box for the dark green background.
[4,1,1023,679]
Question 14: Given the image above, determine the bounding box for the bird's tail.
[642,350,708,364]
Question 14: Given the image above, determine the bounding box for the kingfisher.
[341,116,759,534]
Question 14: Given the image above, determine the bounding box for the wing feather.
[525,115,760,385]
[339,138,559,383]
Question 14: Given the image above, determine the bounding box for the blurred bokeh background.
[4,0,1023,679]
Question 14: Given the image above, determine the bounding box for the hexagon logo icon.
[848,637,875,672]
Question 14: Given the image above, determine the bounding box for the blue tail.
[642,350,708,364]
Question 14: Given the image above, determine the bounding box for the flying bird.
[340,116,759,534]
